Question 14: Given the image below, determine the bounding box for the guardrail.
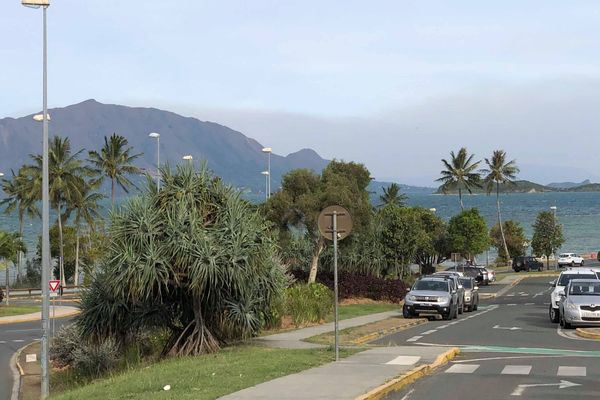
[7,285,82,298]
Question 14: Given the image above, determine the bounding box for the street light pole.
[148,133,160,190]
[262,147,272,199]
[261,171,269,201]
[550,206,557,270]
[22,1,51,397]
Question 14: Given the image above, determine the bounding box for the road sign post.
[318,205,352,362]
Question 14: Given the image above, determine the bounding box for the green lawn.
[50,346,357,400]
[0,304,40,317]
[334,303,398,321]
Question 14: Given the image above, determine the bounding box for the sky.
[2,1,600,186]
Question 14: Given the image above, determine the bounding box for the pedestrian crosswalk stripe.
[445,364,480,374]
[557,366,586,377]
[386,356,421,365]
[501,365,532,375]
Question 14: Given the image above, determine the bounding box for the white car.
[549,268,600,323]
[557,253,585,268]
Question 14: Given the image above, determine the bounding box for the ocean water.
[1,191,599,260]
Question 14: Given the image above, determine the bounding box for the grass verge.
[306,315,426,346]
[0,304,40,317]
[329,303,398,322]
[50,345,359,400]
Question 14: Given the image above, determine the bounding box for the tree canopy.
[447,208,490,260]
[531,210,564,267]
[490,220,527,262]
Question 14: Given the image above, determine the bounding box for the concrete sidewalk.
[219,346,457,400]
[255,310,401,349]
[0,306,79,325]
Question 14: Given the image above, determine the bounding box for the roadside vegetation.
[0,304,40,317]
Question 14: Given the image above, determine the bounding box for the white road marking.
[437,325,449,329]
[520,294,529,297]
[386,356,421,365]
[524,303,535,306]
[400,388,415,400]
[507,294,515,297]
[445,364,480,373]
[510,380,580,396]
[507,304,517,306]
[557,366,586,376]
[493,325,522,331]
[502,365,532,375]
[407,336,423,342]
[421,330,437,335]
[12,339,24,343]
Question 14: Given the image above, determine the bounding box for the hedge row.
[289,270,407,303]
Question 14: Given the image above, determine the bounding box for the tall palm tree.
[70,180,104,285]
[378,183,408,208]
[26,136,89,285]
[436,147,481,210]
[481,150,520,262]
[88,133,142,209]
[0,230,27,304]
[1,168,39,280]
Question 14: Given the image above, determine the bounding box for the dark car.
[513,256,544,272]
[459,277,479,312]
[445,265,485,284]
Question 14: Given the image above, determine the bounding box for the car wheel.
[402,306,413,319]
[580,260,584,266]
[473,302,478,311]
[538,266,543,272]
[459,303,464,314]
[571,261,575,267]
[464,305,470,312]
[453,306,459,319]
[442,307,453,320]
[561,314,573,329]
[549,305,559,323]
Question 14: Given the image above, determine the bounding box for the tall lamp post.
[148,132,160,190]
[262,147,272,199]
[261,171,269,201]
[22,0,51,397]
[550,206,557,270]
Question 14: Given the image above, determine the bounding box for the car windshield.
[559,253,571,258]
[413,280,448,292]
[459,279,472,289]
[569,282,600,296]
[558,274,597,286]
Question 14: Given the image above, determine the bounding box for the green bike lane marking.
[459,344,600,357]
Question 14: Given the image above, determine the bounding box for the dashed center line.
[407,336,423,342]
[421,330,437,335]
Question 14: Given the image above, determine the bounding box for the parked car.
[403,277,459,320]
[445,265,486,284]
[548,268,599,323]
[459,277,479,312]
[558,279,600,329]
[557,253,585,268]
[432,272,465,314]
[512,256,544,272]
[484,267,496,283]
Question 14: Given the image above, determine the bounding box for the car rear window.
[558,274,597,286]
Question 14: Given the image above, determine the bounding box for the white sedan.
[558,253,585,267]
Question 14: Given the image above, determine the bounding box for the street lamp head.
[148,132,160,138]
[262,147,272,153]
[182,155,193,161]
[0,172,4,177]
[261,171,270,176]
[550,206,557,211]
[22,0,49,8]
[429,208,437,213]
[33,113,50,121]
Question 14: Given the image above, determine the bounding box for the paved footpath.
[222,311,455,400]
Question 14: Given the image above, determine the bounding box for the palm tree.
[437,147,481,210]
[70,180,104,285]
[481,150,520,263]
[1,168,39,280]
[26,136,89,286]
[378,183,408,208]
[88,133,142,208]
[0,230,27,305]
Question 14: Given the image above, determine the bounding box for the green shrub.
[72,338,120,378]
[50,324,81,368]
[284,283,334,327]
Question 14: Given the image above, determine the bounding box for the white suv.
[557,253,585,267]
[549,268,600,323]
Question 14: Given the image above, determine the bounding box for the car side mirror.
[558,290,566,298]
[406,288,411,292]
[549,280,556,287]
[474,286,479,291]
[452,290,457,294]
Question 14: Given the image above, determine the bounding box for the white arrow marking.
[511,380,580,396]
[493,325,522,331]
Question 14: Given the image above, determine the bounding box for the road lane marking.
[437,325,449,329]
[507,294,515,297]
[407,336,422,342]
[386,356,421,365]
[400,388,414,400]
[557,366,586,376]
[12,339,25,343]
[501,365,532,375]
[524,303,534,305]
[510,380,580,396]
[421,330,437,335]
[507,304,517,306]
[0,341,5,344]
[445,364,480,373]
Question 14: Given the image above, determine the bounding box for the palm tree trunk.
[17,214,23,282]
[74,224,80,286]
[57,200,66,286]
[308,237,325,284]
[111,177,116,210]
[496,182,510,264]
[459,188,464,211]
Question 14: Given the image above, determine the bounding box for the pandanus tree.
[437,148,481,210]
[481,150,520,263]
[76,164,286,356]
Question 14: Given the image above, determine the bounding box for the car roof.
[569,279,599,284]
[560,268,598,275]
[418,277,448,282]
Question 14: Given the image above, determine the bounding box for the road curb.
[10,342,30,400]
[575,328,600,340]
[352,319,427,345]
[0,309,80,325]
[354,347,460,400]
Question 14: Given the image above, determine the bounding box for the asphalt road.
[381,276,600,400]
[0,310,72,400]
